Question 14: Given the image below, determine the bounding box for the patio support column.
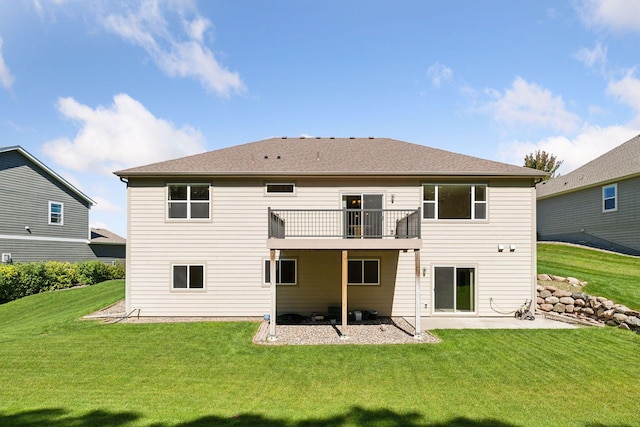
[341,250,348,338]
[414,249,422,339]
[268,249,277,340]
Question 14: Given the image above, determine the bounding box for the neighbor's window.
[48,201,64,225]
[264,259,297,285]
[168,184,210,219]
[348,259,379,285]
[423,184,486,220]
[603,184,617,212]
[266,183,295,194]
[172,264,205,289]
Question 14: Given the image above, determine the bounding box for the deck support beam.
[268,249,277,340]
[414,249,422,339]
[341,250,348,338]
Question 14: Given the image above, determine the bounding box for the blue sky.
[1,0,640,238]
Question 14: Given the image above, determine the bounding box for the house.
[115,137,545,338]
[0,146,125,263]
[537,134,640,256]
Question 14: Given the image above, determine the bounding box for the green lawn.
[1,280,639,426]
[537,242,640,310]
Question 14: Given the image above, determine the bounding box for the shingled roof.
[537,134,640,199]
[115,137,545,178]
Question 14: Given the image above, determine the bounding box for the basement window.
[172,264,205,290]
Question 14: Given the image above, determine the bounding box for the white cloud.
[607,70,640,125]
[485,77,581,133]
[0,36,15,91]
[91,196,124,214]
[574,42,608,69]
[497,124,639,174]
[43,93,206,174]
[578,0,640,32]
[426,62,453,88]
[102,0,245,97]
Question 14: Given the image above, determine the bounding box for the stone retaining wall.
[536,274,640,332]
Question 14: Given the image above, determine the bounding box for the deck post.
[268,249,277,340]
[414,249,422,339]
[341,250,348,338]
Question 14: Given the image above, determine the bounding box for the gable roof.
[0,145,95,205]
[115,137,546,178]
[90,228,126,245]
[537,134,640,199]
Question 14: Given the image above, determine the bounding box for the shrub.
[109,260,126,280]
[44,261,78,290]
[76,261,112,286]
[0,264,20,303]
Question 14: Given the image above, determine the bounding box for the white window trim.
[602,183,617,213]
[422,184,488,221]
[171,264,206,291]
[263,258,298,286]
[347,259,380,286]
[1,253,11,263]
[265,183,296,196]
[166,183,212,221]
[48,201,64,225]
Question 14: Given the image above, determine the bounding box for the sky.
[1,0,640,238]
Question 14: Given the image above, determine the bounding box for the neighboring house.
[0,146,125,263]
[115,137,544,337]
[537,134,640,256]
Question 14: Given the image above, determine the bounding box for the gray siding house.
[0,146,125,263]
[537,134,640,255]
[116,137,544,337]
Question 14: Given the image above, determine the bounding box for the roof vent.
[300,136,305,139]
[368,136,374,139]
[330,137,335,139]
[349,136,355,139]
[282,136,287,139]
[276,155,281,159]
[315,136,321,139]
[264,155,269,159]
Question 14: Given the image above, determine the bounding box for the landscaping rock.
[545,296,560,305]
[537,274,552,281]
[619,323,631,331]
[626,309,640,317]
[539,304,553,312]
[553,303,566,313]
[537,297,545,305]
[625,316,640,328]
[565,305,575,313]
[602,300,614,309]
[597,296,609,303]
[613,313,628,324]
[615,306,630,314]
[574,298,585,307]
[572,292,588,301]
[603,309,616,320]
[581,307,595,316]
[546,285,558,292]
[539,289,552,298]
[559,297,575,305]
[550,277,565,284]
[554,290,573,298]
[567,277,581,285]
[606,320,618,327]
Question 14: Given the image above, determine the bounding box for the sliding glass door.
[434,266,475,313]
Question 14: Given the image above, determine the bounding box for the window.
[168,184,210,219]
[49,202,64,225]
[603,184,617,212]
[434,266,475,313]
[423,184,486,220]
[264,259,297,285]
[266,183,295,194]
[172,265,205,289]
[348,259,379,285]
[1,253,11,263]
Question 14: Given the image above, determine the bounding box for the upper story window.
[266,183,295,195]
[603,184,617,212]
[49,201,64,225]
[167,184,210,219]
[423,184,487,220]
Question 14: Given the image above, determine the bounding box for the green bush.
[0,260,126,304]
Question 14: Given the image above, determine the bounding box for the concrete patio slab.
[405,316,580,330]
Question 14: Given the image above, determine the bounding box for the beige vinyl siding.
[126,177,535,317]
[419,181,535,317]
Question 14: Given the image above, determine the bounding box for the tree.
[524,150,563,180]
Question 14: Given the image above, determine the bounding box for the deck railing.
[268,208,421,239]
